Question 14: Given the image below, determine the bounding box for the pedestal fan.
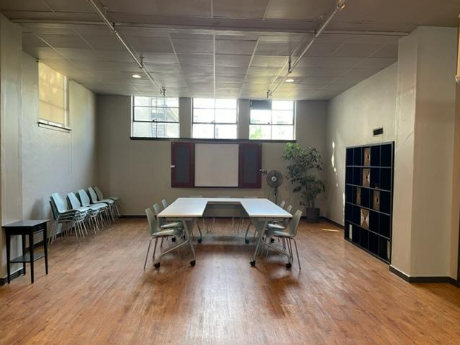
[266,170,284,204]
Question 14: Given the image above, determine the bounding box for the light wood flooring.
[1,218,460,345]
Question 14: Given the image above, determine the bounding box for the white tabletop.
[158,197,292,219]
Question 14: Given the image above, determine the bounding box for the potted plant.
[282,143,325,222]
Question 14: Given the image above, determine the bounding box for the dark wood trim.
[131,137,296,144]
[390,266,457,285]
[239,143,262,188]
[0,268,24,285]
[171,141,195,188]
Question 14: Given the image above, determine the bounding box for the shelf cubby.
[344,142,394,264]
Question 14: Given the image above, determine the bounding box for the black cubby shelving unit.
[344,142,394,264]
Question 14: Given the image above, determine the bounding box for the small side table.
[3,220,49,284]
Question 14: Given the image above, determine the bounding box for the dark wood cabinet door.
[171,142,194,188]
[239,143,262,188]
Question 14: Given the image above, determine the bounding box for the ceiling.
[1,0,459,100]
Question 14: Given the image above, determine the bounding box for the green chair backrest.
[145,208,158,235]
[286,205,293,214]
[49,200,59,220]
[88,187,99,203]
[51,193,69,213]
[67,192,82,209]
[279,200,286,209]
[94,187,104,200]
[161,199,168,209]
[288,210,302,237]
[152,203,165,227]
[78,189,91,207]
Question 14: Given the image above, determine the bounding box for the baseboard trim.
[0,268,24,286]
[120,215,146,219]
[389,266,457,286]
[321,216,343,228]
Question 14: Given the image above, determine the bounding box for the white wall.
[325,26,459,280]
[325,63,398,224]
[0,13,98,280]
[96,96,328,215]
[21,54,97,220]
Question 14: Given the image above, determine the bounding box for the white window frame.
[192,98,239,139]
[249,100,296,141]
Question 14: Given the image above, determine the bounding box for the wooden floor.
[1,219,460,345]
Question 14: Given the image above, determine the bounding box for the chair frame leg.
[144,238,153,269]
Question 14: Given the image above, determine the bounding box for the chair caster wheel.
[250,261,256,267]
[245,239,249,244]
[172,237,176,242]
[190,260,196,266]
[270,238,275,243]
[154,262,161,269]
[286,262,292,269]
[197,238,202,243]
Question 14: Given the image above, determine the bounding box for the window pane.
[134,96,150,106]
[158,97,179,108]
[132,122,180,138]
[272,101,294,111]
[250,125,271,140]
[163,107,179,122]
[156,123,180,138]
[134,107,152,121]
[194,98,215,108]
[193,124,214,138]
[215,124,237,139]
[215,99,237,109]
[193,108,214,123]
[272,125,294,140]
[132,122,154,137]
[215,109,237,123]
[250,110,271,124]
[272,110,293,125]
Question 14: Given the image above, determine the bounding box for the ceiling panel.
[10,0,460,100]
[155,0,211,17]
[216,39,257,55]
[213,0,269,19]
[172,39,213,54]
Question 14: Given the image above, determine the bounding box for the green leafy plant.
[282,143,325,209]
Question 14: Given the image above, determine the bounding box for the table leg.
[43,226,49,275]
[250,220,268,267]
[29,233,34,284]
[183,219,196,266]
[22,234,26,275]
[6,233,11,284]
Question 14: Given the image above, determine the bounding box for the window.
[39,62,68,127]
[249,100,295,140]
[193,98,238,139]
[132,97,180,138]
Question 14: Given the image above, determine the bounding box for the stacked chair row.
[49,187,120,243]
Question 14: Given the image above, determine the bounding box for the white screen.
[195,144,239,187]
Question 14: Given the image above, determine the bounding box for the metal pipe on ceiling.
[267,0,347,98]
[86,0,163,93]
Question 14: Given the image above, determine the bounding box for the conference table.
[158,197,292,267]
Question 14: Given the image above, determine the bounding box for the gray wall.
[0,13,97,280]
[96,96,328,215]
[325,63,398,224]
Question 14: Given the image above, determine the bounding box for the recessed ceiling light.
[285,78,295,83]
[132,74,142,79]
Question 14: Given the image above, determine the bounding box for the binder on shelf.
[360,209,369,229]
[349,224,353,240]
[363,147,371,166]
[373,190,380,211]
[356,187,361,205]
[362,169,371,187]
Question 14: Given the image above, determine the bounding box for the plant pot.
[305,208,320,223]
